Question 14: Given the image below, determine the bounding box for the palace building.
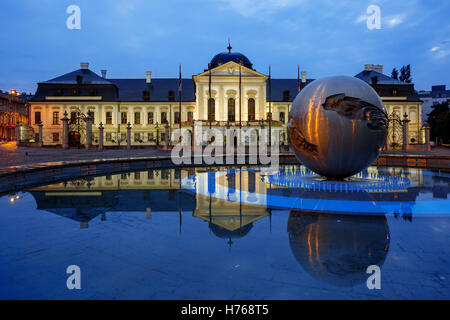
[29,45,312,147]
[28,47,423,148]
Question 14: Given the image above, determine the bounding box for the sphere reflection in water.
[287,210,390,287]
[288,76,388,179]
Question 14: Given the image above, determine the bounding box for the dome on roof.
[209,42,253,70]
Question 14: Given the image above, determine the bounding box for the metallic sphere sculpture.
[288,76,388,179]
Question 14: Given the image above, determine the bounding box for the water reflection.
[288,210,390,287]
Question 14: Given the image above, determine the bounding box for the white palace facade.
[28,46,423,148]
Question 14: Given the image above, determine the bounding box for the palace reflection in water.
[26,166,449,288]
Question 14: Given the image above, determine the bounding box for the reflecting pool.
[0,165,449,299]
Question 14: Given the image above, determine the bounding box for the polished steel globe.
[288,76,388,179]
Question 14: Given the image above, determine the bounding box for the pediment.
[195,61,267,79]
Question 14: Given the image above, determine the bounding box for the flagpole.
[209,64,212,130]
[269,64,272,147]
[179,64,182,132]
[297,64,300,93]
[239,66,242,129]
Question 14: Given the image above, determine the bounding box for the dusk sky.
[1,0,449,93]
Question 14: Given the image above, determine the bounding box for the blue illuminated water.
[0,165,449,299]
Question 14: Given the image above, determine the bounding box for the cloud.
[430,41,450,59]
[384,14,406,28]
[218,0,301,17]
[355,14,367,24]
[355,8,407,29]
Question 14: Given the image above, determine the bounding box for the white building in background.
[418,85,450,123]
[355,64,424,146]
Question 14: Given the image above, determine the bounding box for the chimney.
[101,70,107,78]
[146,71,152,84]
[364,64,383,74]
[301,71,306,84]
[80,62,89,70]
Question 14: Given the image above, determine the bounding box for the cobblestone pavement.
[0,142,449,170]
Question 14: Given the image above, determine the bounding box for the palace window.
[248,98,255,121]
[52,112,59,125]
[135,132,141,142]
[249,171,256,193]
[208,98,215,122]
[88,110,95,124]
[54,88,64,96]
[106,112,112,125]
[174,112,181,124]
[72,88,80,96]
[267,112,272,120]
[121,112,127,124]
[34,111,41,124]
[106,133,112,142]
[148,170,154,179]
[392,89,398,96]
[168,90,175,101]
[148,112,154,124]
[52,132,59,142]
[134,112,141,125]
[283,90,290,102]
[89,88,98,96]
[228,98,235,122]
[187,111,193,121]
[142,90,149,100]
[148,132,154,142]
[279,112,285,123]
[121,133,127,142]
[161,112,168,124]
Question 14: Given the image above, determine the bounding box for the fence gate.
[387,113,404,150]
[69,110,90,148]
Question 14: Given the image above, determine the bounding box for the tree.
[391,68,399,79]
[399,64,412,83]
[427,101,450,144]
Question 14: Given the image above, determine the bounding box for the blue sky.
[0,0,449,93]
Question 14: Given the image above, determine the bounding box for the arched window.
[208,98,215,122]
[248,98,255,121]
[228,98,235,122]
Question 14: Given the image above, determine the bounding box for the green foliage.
[391,68,399,79]
[427,101,450,143]
[399,65,412,83]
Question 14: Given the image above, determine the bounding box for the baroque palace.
[28,45,423,148]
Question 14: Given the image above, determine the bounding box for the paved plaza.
[0,142,450,171]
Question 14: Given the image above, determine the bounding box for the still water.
[0,165,449,299]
